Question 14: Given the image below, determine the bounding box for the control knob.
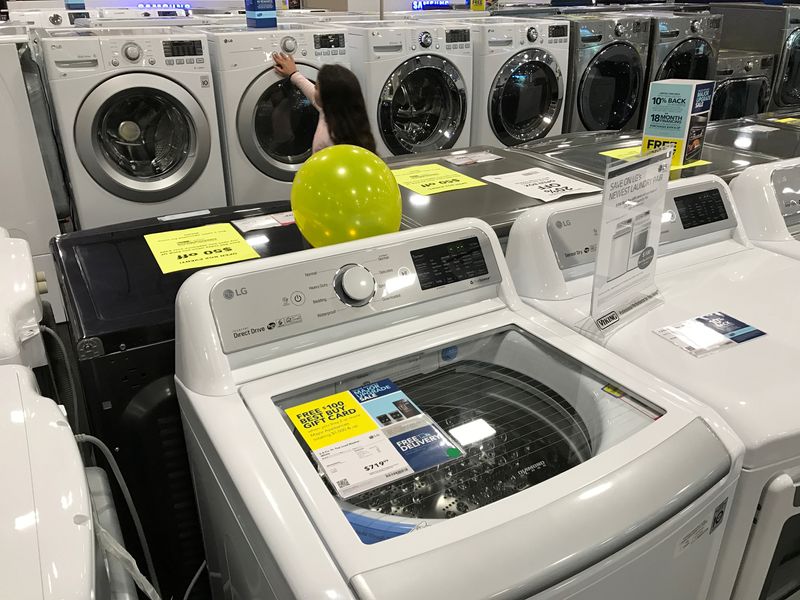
[49,13,63,25]
[123,43,142,62]
[334,264,375,306]
[614,23,625,37]
[526,27,538,43]
[419,31,433,48]
[744,60,754,72]
[280,36,297,54]
[690,20,701,33]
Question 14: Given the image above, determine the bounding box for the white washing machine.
[96,7,190,18]
[1,363,137,600]
[74,15,214,27]
[346,20,472,156]
[175,219,742,600]
[466,17,570,146]
[0,26,66,320]
[37,27,227,229]
[506,174,800,600]
[197,23,351,205]
[7,6,99,27]
[730,157,800,258]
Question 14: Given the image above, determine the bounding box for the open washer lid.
[176,219,737,600]
[507,174,800,470]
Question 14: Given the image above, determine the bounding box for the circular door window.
[711,77,771,120]
[656,38,714,81]
[777,29,800,107]
[578,42,643,131]
[378,55,467,155]
[490,48,563,146]
[75,73,210,203]
[238,63,319,181]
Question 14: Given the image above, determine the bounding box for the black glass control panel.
[549,24,568,38]
[446,29,470,43]
[314,33,345,49]
[411,237,489,291]
[162,40,203,57]
[675,189,729,229]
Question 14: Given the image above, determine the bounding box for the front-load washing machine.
[730,158,800,254]
[345,20,472,156]
[175,218,742,600]
[196,23,352,205]
[506,174,800,600]
[710,50,774,121]
[0,26,67,320]
[36,27,227,229]
[387,145,601,246]
[561,13,650,132]
[464,17,571,146]
[638,12,721,100]
[712,4,800,113]
[513,129,776,183]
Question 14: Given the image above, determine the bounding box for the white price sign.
[482,168,601,202]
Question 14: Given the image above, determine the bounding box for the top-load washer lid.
[0,365,93,599]
[513,131,777,182]
[705,119,800,161]
[730,158,800,244]
[52,201,303,353]
[387,146,602,240]
[176,219,737,600]
[506,174,800,470]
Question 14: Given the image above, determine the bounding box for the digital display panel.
[446,29,470,43]
[314,33,345,49]
[411,237,488,290]
[549,24,568,38]
[674,189,729,229]
[162,40,203,57]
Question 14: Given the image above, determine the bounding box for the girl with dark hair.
[272,52,377,154]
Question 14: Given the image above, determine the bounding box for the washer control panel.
[210,229,502,354]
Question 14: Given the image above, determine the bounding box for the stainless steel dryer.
[712,4,800,112]
[639,12,722,88]
[562,14,650,132]
[711,50,774,121]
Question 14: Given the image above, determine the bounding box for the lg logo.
[223,288,247,300]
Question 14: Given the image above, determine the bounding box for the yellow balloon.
[291,145,402,247]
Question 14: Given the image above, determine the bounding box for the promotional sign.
[286,379,462,499]
[587,150,671,337]
[392,164,486,195]
[470,0,486,10]
[641,79,715,167]
[144,223,259,274]
[655,312,766,358]
[482,168,601,202]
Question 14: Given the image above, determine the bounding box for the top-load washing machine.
[462,17,571,146]
[36,27,227,229]
[197,23,352,205]
[7,5,99,27]
[704,118,800,161]
[175,218,742,600]
[712,4,800,112]
[345,20,472,156]
[639,12,722,90]
[506,174,800,600]
[730,157,800,255]
[513,129,776,183]
[561,13,650,132]
[710,49,774,121]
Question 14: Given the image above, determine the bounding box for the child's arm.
[289,72,319,111]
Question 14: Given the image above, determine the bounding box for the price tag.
[482,167,600,202]
[144,223,259,274]
[392,164,486,195]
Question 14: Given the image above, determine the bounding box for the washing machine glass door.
[578,42,643,130]
[655,38,714,81]
[238,63,319,182]
[490,48,563,145]
[710,77,771,120]
[776,29,800,108]
[378,55,467,155]
[75,73,211,203]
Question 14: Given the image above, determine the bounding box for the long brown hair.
[317,64,377,153]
